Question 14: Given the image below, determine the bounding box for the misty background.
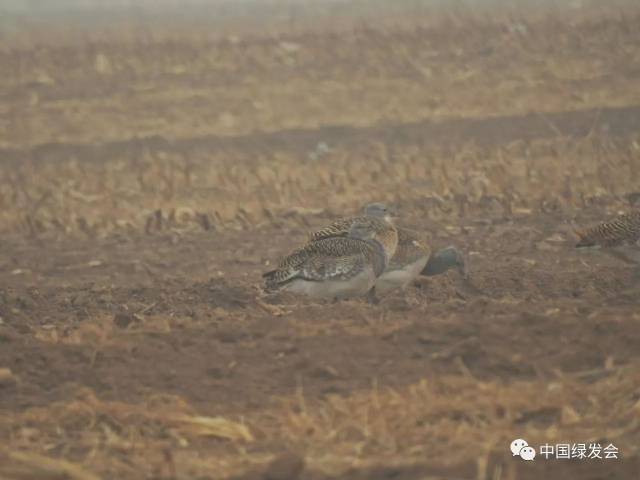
[0,0,629,22]
[3,0,635,39]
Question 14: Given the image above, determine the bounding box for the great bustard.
[263,221,393,300]
[575,211,640,265]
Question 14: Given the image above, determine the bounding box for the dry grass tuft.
[0,450,102,480]
[260,367,640,474]
[0,389,255,478]
[171,415,254,442]
[1,136,639,238]
[2,367,638,478]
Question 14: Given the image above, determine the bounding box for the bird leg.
[366,287,380,305]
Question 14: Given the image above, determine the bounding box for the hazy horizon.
[1,0,632,15]
[1,0,635,38]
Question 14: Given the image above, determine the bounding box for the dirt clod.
[113,312,136,329]
[262,452,305,480]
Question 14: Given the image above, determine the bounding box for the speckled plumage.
[310,216,390,241]
[308,203,398,266]
[310,217,397,261]
[575,211,640,264]
[263,224,387,299]
[575,211,640,248]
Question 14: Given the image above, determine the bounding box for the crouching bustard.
[263,215,398,300]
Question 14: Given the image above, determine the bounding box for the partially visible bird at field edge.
[574,210,640,265]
